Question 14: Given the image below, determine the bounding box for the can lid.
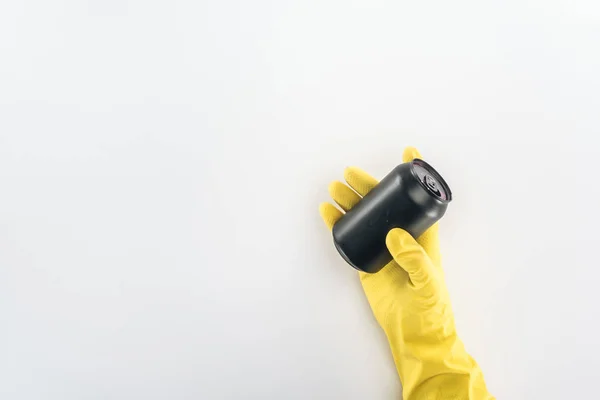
[411,159,452,202]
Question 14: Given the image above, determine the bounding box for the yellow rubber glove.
[319,147,494,400]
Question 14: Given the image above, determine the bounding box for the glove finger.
[319,202,343,231]
[385,228,435,289]
[402,146,423,162]
[343,167,379,197]
[328,181,361,211]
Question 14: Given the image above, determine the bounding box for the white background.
[1,1,599,399]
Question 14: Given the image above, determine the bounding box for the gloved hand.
[319,147,494,400]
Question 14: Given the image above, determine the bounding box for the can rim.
[410,158,453,203]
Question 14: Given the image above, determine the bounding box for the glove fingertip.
[327,180,341,197]
[385,228,425,260]
[343,166,362,181]
[319,202,342,231]
[385,228,412,253]
[402,146,423,162]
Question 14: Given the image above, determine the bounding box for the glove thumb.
[385,228,435,289]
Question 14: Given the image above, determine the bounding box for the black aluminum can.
[332,159,452,273]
